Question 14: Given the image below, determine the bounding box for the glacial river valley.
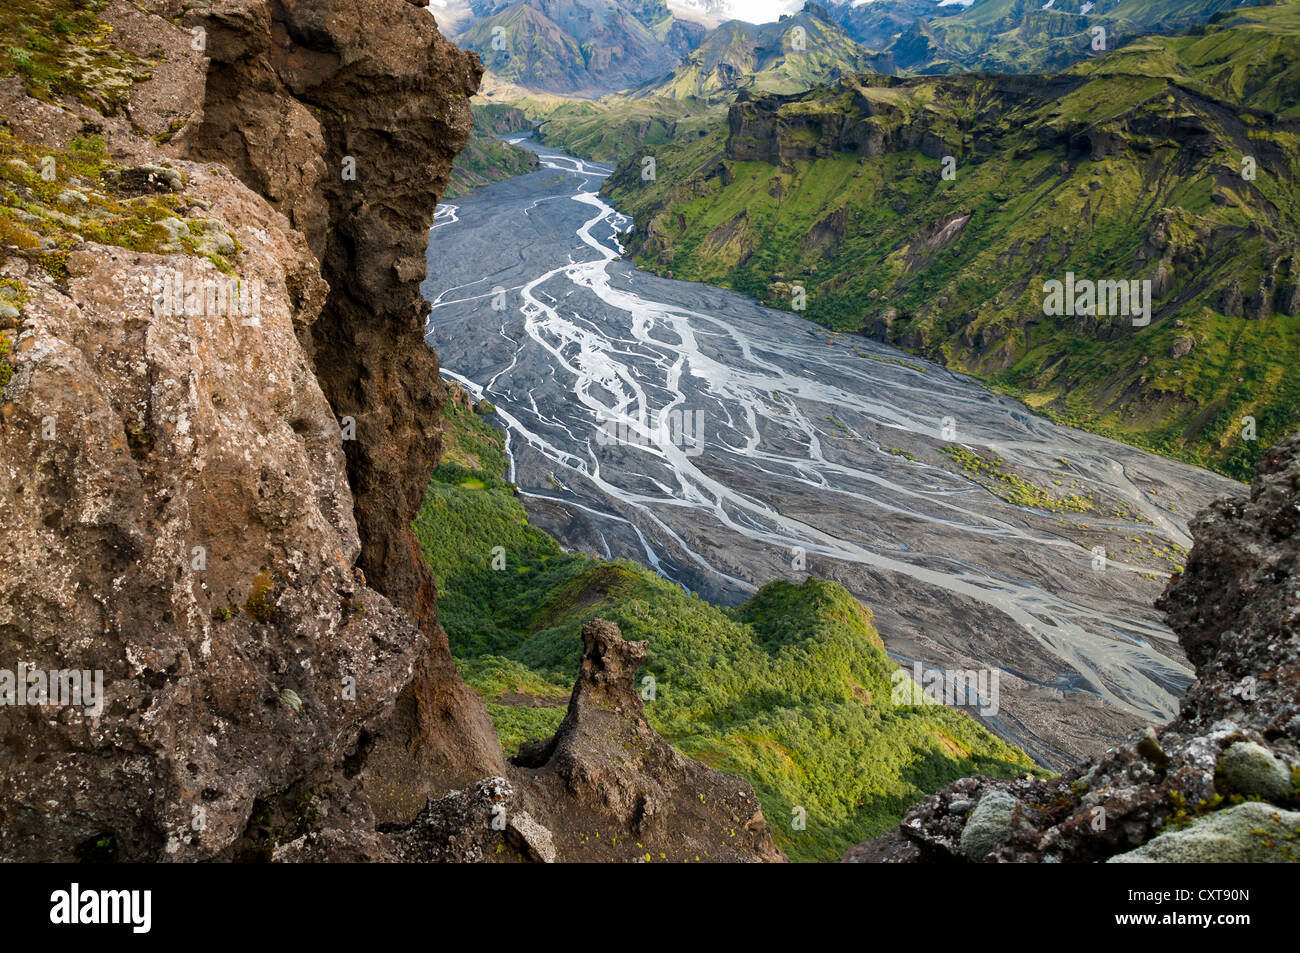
[423,141,1243,767]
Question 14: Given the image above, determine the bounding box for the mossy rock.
[960,789,1020,861]
[1216,741,1294,803]
[245,572,278,623]
[1108,802,1300,863]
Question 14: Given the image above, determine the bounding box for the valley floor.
[422,144,1241,778]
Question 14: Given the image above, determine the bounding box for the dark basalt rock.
[846,433,1300,863]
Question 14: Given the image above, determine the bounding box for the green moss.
[291,791,325,831]
[151,120,186,145]
[67,133,105,158]
[73,830,117,863]
[0,0,148,113]
[0,333,13,392]
[1,278,27,391]
[0,125,234,279]
[245,572,277,623]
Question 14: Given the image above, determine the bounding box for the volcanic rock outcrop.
[510,619,785,863]
[847,434,1300,863]
[190,0,511,815]
[367,620,784,863]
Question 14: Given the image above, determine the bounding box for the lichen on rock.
[1108,802,1300,863]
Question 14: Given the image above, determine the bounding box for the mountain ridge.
[603,0,1300,478]
[455,0,705,95]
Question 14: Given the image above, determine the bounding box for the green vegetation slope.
[604,2,1300,479]
[415,389,1035,862]
[447,105,541,198]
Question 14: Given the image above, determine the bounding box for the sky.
[669,0,808,24]
[724,0,807,21]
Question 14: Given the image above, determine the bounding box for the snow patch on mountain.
[668,0,805,25]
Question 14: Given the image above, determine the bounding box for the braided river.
[423,142,1241,766]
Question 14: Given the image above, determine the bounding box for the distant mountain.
[818,0,951,49]
[525,6,883,162]
[668,0,806,25]
[633,5,891,100]
[893,0,1266,73]
[449,0,1269,98]
[466,0,1269,191]
[454,0,706,95]
[815,0,1267,72]
[605,1,1300,478]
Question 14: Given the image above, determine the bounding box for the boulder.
[1109,803,1300,863]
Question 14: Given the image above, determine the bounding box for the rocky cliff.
[0,0,780,862]
[188,0,513,829]
[847,433,1300,863]
[723,72,1071,166]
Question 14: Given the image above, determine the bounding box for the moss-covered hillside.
[414,387,1035,862]
[447,106,541,198]
[605,2,1300,480]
